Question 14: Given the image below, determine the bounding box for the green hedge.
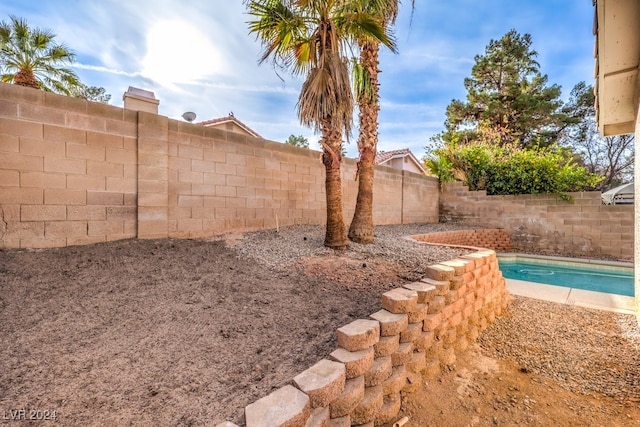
[427,143,602,199]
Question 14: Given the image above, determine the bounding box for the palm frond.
[0,15,81,94]
[246,0,403,136]
[351,57,372,101]
[298,53,353,135]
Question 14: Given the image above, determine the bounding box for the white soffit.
[594,0,640,136]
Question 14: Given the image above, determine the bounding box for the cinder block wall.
[0,83,439,248]
[440,182,634,260]
[0,83,138,248]
[402,170,440,224]
[224,241,509,427]
[161,115,330,239]
[136,111,439,240]
[410,228,512,251]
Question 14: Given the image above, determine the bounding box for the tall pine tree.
[441,30,569,148]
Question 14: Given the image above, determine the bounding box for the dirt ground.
[1,235,639,426]
[400,344,640,427]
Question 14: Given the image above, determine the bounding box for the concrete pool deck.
[506,278,636,315]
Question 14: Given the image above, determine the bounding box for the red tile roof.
[375,148,412,165]
[197,114,262,138]
[375,148,425,173]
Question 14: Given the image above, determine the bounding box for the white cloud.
[72,63,142,78]
[1,0,597,160]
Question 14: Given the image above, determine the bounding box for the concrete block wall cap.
[403,281,437,303]
[381,288,418,314]
[245,385,310,427]
[425,264,456,281]
[405,280,439,290]
[125,86,157,99]
[336,319,380,352]
[439,259,473,275]
[293,359,345,408]
[423,279,450,297]
[329,347,374,364]
[328,347,375,379]
[382,287,418,300]
[369,310,408,336]
[369,309,407,324]
[474,249,496,256]
[461,252,489,263]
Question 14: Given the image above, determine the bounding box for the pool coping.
[498,253,633,272]
[504,278,635,315]
[498,253,635,315]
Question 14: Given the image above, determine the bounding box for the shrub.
[426,143,602,199]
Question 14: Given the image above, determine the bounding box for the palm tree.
[349,0,412,244]
[0,16,81,95]
[247,0,394,249]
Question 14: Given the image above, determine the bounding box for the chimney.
[123,86,159,114]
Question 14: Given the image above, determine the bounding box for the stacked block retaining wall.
[218,242,509,426]
[0,83,439,248]
[409,228,512,251]
[440,182,634,260]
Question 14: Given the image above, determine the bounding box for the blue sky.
[0,0,596,158]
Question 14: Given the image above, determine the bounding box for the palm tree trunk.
[349,41,380,244]
[349,146,375,243]
[14,69,40,90]
[321,123,349,250]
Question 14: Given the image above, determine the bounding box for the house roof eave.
[593,0,640,136]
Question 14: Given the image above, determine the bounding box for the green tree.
[0,16,81,95]
[247,0,392,249]
[73,84,111,104]
[285,134,309,148]
[560,82,634,190]
[440,30,569,148]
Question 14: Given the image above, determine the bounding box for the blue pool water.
[499,260,634,297]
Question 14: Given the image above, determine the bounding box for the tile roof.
[374,148,426,174]
[375,148,412,165]
[197,114,262,138]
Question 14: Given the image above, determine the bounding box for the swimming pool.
[498,255,634,297]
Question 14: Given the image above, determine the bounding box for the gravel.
[233,223,472,275]
[235,223,640,403]
[479,297,640,401]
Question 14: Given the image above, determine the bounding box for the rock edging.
[218,231,511,427]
